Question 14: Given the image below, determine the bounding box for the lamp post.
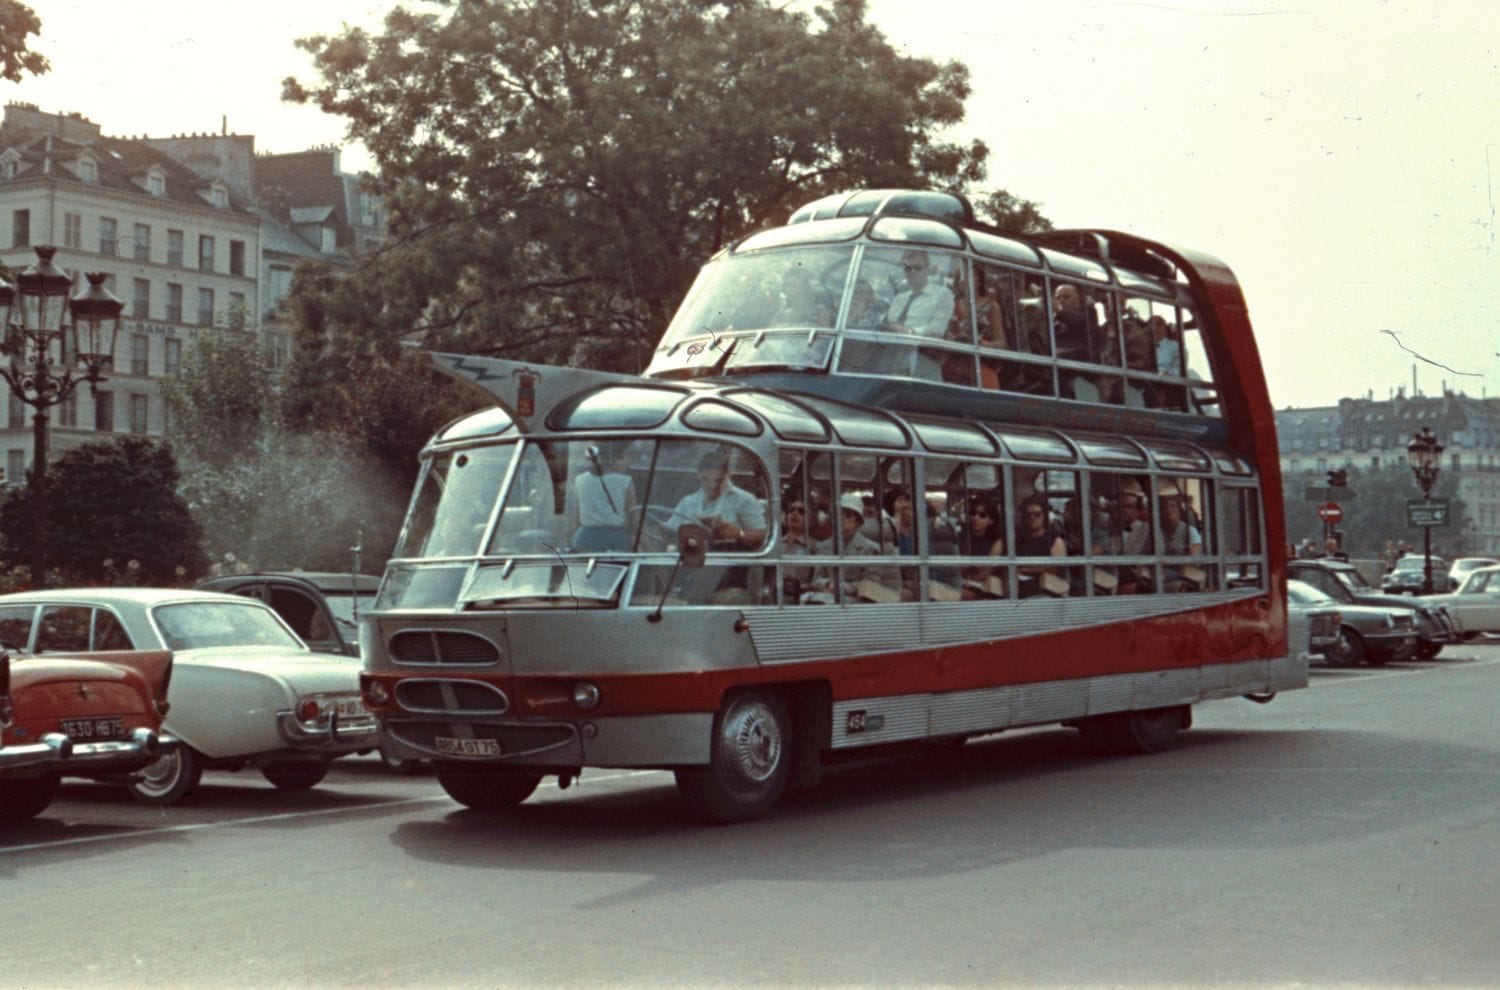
[1406,425,1445,595]
[0,247,122,586]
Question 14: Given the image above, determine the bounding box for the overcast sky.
[11,1,1497,411]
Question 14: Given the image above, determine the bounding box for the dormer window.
[77,154,99,182]
[0,150,19,179]
[209,182,228,208]
[146,166,166,196]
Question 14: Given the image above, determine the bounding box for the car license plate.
[334,697,368,718]
[60,716,126,741]
[435,736,502,756]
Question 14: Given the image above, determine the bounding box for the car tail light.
[156,657,173,717]
[0,651,11,728]
[297,698,323,721]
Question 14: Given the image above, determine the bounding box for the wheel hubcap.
[720,699,783,787]
[137,751,179,792]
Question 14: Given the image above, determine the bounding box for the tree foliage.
[1282,464,1469,560]
[281,0,1005,376]
[158,325,273,469]
[0,436,204,584]
[0,0,49,83]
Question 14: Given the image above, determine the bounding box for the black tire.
[260,761,331,791]
[675,689,791,823]
[1080,705,1189,755]
[1329,627,1368,667]
[129,745,204,806]
[0,776,60,823]
[437,766,542,811]
[1416,640,1443,661]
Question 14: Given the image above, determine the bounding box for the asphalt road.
[5,645,1499,988]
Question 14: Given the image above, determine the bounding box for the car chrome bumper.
[0,728,177,773]
[275,711,380,752]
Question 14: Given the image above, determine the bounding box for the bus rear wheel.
[676,689,791,823]
[437,766,542,811]
[0,775,60,822]
[1080,705,1189,754]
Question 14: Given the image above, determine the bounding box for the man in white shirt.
[884,250,956,338]
[672,449,767,550]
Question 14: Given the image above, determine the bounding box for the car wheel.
[379,739,421,775]
[436,766,542,811]
[1079,705,1189,754]
[130,746,205,806]
[675,689,791,823]
[260,761,330,791]
[1330,627,1367,667]
[0,775,61,822]
[1416,640,1443,661]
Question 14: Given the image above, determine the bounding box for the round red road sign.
[1317,502,1343,523]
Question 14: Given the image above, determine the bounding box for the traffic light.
[1326,469,1348,487]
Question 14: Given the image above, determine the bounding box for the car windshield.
[1337,570,1370,590]
[1287,582,1333,606]
[151,601,304,650]
[321,592,377,631]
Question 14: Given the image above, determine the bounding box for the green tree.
[281,0,999,379]
[0,436,204,585]
[158,325,273,469]
[1283,463,1468,560]
[0,0,49,83]
[974,189,1053,235]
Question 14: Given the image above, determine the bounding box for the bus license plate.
[60,716,126,740]
[435,737,501,757]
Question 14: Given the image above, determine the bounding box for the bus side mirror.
[677,524,709,568]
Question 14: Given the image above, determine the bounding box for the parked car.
[1285,579,1342,662]
[1288,558,1458,661]
[1,647,175,823]
[1285,575,1415,666]
[1447,557,1499,591]
[196,572,380,658]
[1382,555,1453,594]
[0,589,378,805]
[196,571,417,773]
[1421,564,1500,639]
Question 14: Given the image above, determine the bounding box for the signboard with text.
[1406,498,1450,527]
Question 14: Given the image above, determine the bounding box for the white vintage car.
[1421,564,1500,638]
[0,588,377,804]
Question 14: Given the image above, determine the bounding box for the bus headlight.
[572,682,601,711]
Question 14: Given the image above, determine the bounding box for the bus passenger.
[1051,283,1097,364]
[961,496,1006,599]
[846,279,883,329]
[811,493,901,602]
[673,449,768,550]
[884,250,956,338]
[777,496,817,601]
[1015,494,1066,598]
[1160,494,1202,557]
[771,269,834,327]
[572,443,638,552]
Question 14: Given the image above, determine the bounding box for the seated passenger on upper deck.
[884,250,956,338]
[1052,283,1098,365]
[771,268,834,327]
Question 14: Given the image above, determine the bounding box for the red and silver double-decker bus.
[360,189,1302,822]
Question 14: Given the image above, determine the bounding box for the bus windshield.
[661,245,855,348]
[393,437,772,560]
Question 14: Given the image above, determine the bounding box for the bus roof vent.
[788,189,974,226]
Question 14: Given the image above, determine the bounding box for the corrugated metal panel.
[831,696,930,746]
[929,685,1016,736]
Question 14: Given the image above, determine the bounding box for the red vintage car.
[1,648,175,823]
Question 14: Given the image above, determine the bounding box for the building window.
[164,338,182,375]
[167,230,184,267]
[11,208,30,247]
[166,283,183,323]
[130,395,149,435]
[132,278,150,320]
[58,392,77,428]
[211,185,227,208]
[94,391,113,432]
[197,288,215,326]
[6,450,22,487]
[78,159,97,182]
[7,393,23,429]
[198,235,215,271]
[229,239,246,276]
[229,291,246,318]
[99,217,118,255]
[63,212,82,249]
[133,223,151,261]
[1,159,15,180]
[147,172,165,196]
[131,333,149,375]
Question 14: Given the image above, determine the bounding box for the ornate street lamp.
[0,247,122,586]
[1406,426,1445,595]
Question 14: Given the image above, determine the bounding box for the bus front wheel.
[676,689,791,823]
[1080,705,1189,754]
[437,766,542,811]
